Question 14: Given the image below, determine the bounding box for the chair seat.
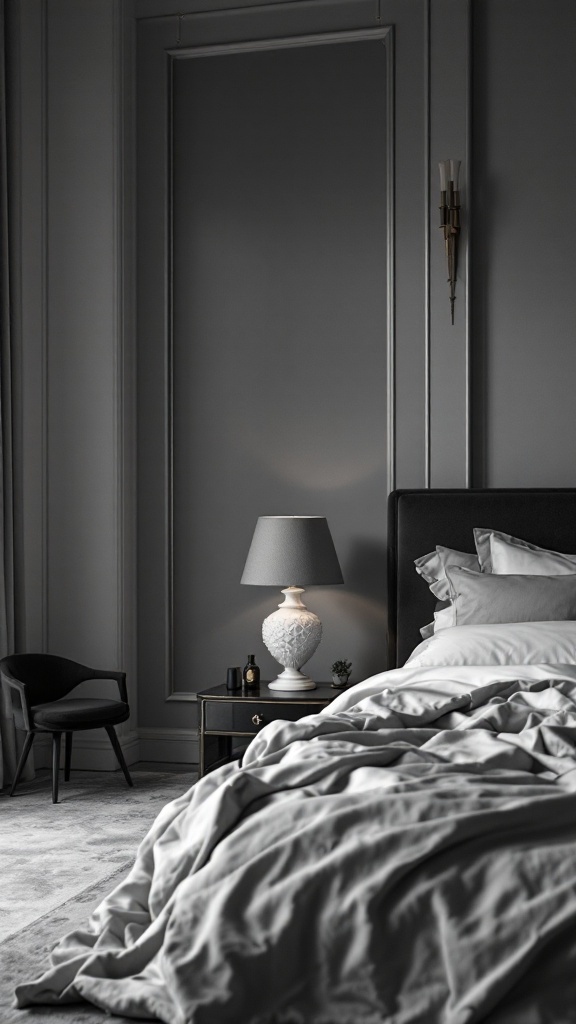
[31,697,129,731]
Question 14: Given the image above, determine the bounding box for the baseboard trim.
[138,727,197,765]
[32,727,197,771]
[33,729,141,771]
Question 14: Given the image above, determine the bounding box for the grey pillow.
[444,566,576,626]
[415,545,480,601]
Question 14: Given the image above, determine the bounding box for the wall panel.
[136,0,429,735]
[15,0,138,768]
[472,0,576,487]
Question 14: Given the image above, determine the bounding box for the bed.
[15,488,576,1022]
[388,487,576,666]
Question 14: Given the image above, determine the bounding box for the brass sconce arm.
[439,160,461,325]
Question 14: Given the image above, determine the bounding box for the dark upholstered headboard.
[387,488,576,668]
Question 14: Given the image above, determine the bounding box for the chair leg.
[105,726,134,788]
[9,731,35,796]
[52,732,62,803]
[64,731,73,781]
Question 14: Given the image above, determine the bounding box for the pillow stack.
[415,529,576,635]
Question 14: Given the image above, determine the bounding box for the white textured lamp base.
[268,667,316,691]
[262,587,321,691]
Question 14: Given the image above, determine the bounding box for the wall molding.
[115,0,139,726]
[18,0,136,684]
[424,0,431,488]
[16,0,49,652]
[427,0,471,487]
[136,0,431,711]
[464,0,472,486]
[34,727,196,770]
[164,21,396,701]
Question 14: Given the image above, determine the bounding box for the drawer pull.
[251,713,265,727]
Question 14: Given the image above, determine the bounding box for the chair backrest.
[0,654,96,706]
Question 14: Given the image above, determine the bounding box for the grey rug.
[0,769,196,1022]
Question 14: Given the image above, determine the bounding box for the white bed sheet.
[405,620,576,670]
[326,657,576,714]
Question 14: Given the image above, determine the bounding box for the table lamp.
[241,516,343,690]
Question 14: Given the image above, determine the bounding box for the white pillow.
[432,603,454,631]
[406,620,576,668]
[474,527,576,575]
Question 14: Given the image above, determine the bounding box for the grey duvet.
[15,663,576,1023]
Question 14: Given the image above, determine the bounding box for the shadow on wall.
[341,537,388,675]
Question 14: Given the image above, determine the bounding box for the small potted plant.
[331,659,352,688]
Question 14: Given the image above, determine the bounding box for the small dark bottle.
[243,654,260,689]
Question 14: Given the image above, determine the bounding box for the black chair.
[0,653,134,803]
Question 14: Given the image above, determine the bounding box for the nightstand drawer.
[205,700,313,734]
[234,700,316,733]
[197,683,336,776]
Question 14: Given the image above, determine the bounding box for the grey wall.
[12,0,138,769]
[11,0,576,766]
[472,0,576,486]
[169,40,388,693]
[170,40,388,682]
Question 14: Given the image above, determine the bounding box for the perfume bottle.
[242,654,260,689]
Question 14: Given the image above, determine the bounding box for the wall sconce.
[439,160,461,324]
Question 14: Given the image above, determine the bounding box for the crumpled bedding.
[15,663,576,1023]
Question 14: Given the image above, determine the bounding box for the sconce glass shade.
[439,159,461,190]
[241,516,343,690]
[438,160,449,191]
[449,159,461,189]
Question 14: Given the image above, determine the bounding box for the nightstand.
[197,682,338,776]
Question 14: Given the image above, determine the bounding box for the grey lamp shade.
[241,516,344,587]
